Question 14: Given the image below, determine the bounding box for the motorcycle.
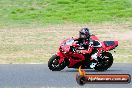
[48,35,118,71]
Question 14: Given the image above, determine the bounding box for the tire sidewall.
[94,52,113,71]
[48,54,67,71]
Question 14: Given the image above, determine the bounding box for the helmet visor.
[79,32,86,38]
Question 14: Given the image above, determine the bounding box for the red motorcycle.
[48,35,118,71]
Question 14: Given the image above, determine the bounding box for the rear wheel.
[48,54,67,71]
[94,52,113,71]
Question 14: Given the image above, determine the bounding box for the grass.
[0,0,132,28]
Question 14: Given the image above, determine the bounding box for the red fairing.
[102,40,118,52]
[55,36,118,68]
[56,51,85,67]
[115,41,118,46]
[68,52,85,67]
[90,35,99,40]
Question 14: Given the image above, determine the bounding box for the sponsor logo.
[76,66,131,85]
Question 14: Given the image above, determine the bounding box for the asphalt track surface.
[0,63,131,88]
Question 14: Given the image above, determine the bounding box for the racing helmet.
[79,28,90,39]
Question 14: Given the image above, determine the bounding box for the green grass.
[0,0,132,28]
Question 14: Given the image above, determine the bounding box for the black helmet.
[79,28,90,39]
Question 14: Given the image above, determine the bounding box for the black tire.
[48,54,67,71]
[76,75,86,86]
[94,52,113,71]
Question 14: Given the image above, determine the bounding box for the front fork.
[56,51,65,64]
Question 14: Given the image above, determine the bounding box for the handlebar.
[70,46,77,53]
[72,44,80,47]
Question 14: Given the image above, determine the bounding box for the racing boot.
[90,53,98,68]
[90,48,102,68]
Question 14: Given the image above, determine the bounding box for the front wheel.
[48,54,67,71]
[94,52,113,71]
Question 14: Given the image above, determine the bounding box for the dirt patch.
[0,21,131,63]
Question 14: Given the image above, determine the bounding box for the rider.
[75,28,103,68]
